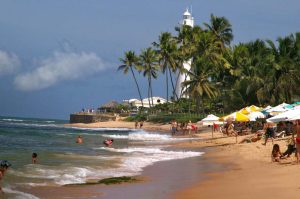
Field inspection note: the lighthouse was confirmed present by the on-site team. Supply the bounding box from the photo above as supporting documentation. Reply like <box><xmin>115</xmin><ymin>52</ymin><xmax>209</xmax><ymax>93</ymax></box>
<box><xmin>175</xmin><ymin>8</ymin><xmax>194</xmax><ymax>99</ymax></box>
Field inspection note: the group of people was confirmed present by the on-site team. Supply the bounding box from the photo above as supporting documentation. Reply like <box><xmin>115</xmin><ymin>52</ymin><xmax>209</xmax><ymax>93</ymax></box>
<box><xmin>271</xmin><ymin>120</ymin><xmax>300</xmax><ymax>163</ymax></box>
<box><xmin>1</xmin><ymin>153</ymin><xmax>38</xmax><ymax>194</ymax></box>
<box><xmin>170</xmin><ymin>120</ymin><xmax>198</xmax><ymax>136</ymax></box>
<box><xmin>76</xmin><ymin>135</ymin><xmax>114</xmax><ymax>147</ymax></box>
<box><xmin>134</xmin><ymin>121</ymin><xmax>144</xmax><ymax>129</ymax></box>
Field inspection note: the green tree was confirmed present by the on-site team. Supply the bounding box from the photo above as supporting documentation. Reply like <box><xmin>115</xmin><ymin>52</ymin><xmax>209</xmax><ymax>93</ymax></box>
<box><xmin>118</xmin><ymin>51</ymin><xmax>144</xmax><ymax>107</ymax></box>
<box><xmin>139</xmin><ymin>48</ymin><xmax>159</xmax><ymax>107</ymax></box>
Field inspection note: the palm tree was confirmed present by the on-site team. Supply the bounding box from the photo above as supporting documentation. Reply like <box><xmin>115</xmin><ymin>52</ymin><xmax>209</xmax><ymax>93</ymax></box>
<box><xmin>118</xmin><ymin>51</ymin><xmax>144</xmax><ymax>107</ymax></box>
<box><xmin>139</xmin><ymin>48</ymin><xmax>159</xmax><ymax>107</ymax></box>
<box><xmin>153</xmin><ymin>32</ymin><xmax>178</xmax><ymax>102</ymax></box>
<box><xmin>204</xmin><ymin>14</ymin><xmax>233</xmax><ymax>46</ymax></box>
<box><xmin>182</xmin><ymin>59</ymin><xmax>219</xmax><ymax>114</ymax></box>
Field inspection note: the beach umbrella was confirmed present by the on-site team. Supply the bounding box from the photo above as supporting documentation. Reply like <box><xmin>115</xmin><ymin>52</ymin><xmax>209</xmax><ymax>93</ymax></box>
<box><xmin>266</xmin><ymin>103</ymin><xmax>291</xmax><ymax>115</ymax></box>
<box><xmin>239</xmin><ymin>108</ymin><xmax>250</xmax><ymax>115</ymax></box>
<box><xmin>248</xmin><ymin>111</ymin><xmax>265</xmax><ymax>121</ymax></box>
<box><xmin>249</xmin><ymin>105</ymin><xmax>261</xmax><ymax>112</ymax></box>
<box><xmin>267</xmin><ymin>108</ymin><xmax>300</xmax><ymax>123</ymax></box>
<box><xmin>201</xmin><ymin>114</ymin><xmax>219</xmax><ymax>122</ymax></box>
<box><xmin>221</xmin><ymin>112</ymin><xmax>250</xmax><ymax>122</ymax></box>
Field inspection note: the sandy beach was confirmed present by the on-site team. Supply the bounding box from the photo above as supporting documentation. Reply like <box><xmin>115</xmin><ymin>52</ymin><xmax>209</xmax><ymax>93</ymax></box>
<box><xmin>30</xmin><ymin>121</ymin><xmax>299</xmax><ymax>199</ymax></box>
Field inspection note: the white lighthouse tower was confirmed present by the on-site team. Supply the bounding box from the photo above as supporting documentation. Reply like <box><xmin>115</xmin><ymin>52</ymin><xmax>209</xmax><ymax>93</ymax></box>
<box><xmin>175</xmin><ymin>8</ymin><xmax>194</xmax><ymax>99</ymax></box>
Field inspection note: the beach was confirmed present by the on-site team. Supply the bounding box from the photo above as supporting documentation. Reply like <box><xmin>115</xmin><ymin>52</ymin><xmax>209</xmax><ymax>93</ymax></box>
<box><xmin>2</xmin><ymin>118</ymin><xmax>300</xmax><ymax>199</ymax></box>
<box><xmin>64</xmin><ymin>121</ymin><xmax>300</xmax><ymax>199</ymax></box>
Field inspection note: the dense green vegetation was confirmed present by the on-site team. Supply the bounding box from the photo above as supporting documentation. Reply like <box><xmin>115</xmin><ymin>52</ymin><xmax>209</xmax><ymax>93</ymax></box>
<box><xmin>118</xmin><ymin>14</ymin><xmax>300</xmax><ymax>115</ymax></box>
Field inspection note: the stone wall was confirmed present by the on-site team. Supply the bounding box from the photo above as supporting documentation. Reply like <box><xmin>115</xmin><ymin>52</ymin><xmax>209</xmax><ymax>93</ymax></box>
<box><xmin>69</xmin><ymin>113</ymin><xmax>117</xmax><ymax>123</ymax></box>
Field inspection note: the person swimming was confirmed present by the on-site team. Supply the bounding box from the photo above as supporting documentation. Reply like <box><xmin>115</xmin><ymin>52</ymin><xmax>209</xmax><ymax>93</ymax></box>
<box><xmin>76</xmin><ymin>135</ymin><xmax>83</xmax><ymax>144</ymax></box>
<box><xmin>103</xmin><ymin>139</ymin><xmax>114</xmax><ymax>147</ymax></box>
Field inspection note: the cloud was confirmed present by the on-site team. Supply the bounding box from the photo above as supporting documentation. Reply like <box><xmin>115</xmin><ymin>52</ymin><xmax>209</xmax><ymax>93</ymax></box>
<box><xmin>14</xmin><ymin>51</ymin><xmax>108</xmax><ymax>91</ymax></box>
<box><xmin>0</xmin><ymin>50</ymin><xmax>20</xmax><ymax>75</ymax></box>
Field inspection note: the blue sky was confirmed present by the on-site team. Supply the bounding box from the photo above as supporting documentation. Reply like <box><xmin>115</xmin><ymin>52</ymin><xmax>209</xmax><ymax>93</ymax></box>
<box><xmin>0</xmin><ymin>0</ymin><xmax>299</xmax><ymax>119</ymax></box>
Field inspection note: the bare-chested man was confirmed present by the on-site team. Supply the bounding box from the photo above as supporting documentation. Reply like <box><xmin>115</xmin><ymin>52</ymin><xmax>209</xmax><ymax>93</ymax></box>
<box><xmin>0</xmin><ymin>160</ymin><xmax>11</xmax><ymax>194</ymax></box>
<box><xmin>294</xmin><ymin>120</ymin><xmax>300</xmax><ymax>163</ymax></box>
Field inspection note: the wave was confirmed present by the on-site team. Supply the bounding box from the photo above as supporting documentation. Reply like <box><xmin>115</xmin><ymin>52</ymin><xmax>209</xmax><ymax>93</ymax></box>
<box><xmin>67</xmin><ymin>127</ymin><xmax>130</xmax><ymax>131</ymax></box>
<box><xmin>2</xmin><ymin>118</ymin><xmax>24</xmax><ymax>122</ymax></box>
<box><xmin>3</xmin><ymin>187</ymin><xmax>39</xmax><ymax>199</ymax></box>
<box><xmin>11</xmin><ymin>147</ymin><xmax>203</xmax><ymax>186</ymax></box>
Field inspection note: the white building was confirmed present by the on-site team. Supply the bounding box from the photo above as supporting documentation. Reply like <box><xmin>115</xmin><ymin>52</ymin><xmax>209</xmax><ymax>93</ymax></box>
<box><xmin>124</xmin><ymin>97</ymin><xmax>168</xmax><ymax>108</ymax></box>
<box><xmin>175</xmin><ymin>8</ymin><xmax>194</xmax><ymax>99</ymax></box>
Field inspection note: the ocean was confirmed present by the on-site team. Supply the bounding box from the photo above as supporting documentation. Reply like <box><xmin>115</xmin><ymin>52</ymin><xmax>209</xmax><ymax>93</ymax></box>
<box><xmin>0</xmin><ymin>116</ymin><xmax>203</xmax><ymax>199</ymax></box>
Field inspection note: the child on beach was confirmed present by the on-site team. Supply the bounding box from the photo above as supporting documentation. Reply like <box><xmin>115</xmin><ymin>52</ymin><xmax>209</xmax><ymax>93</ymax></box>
<box><xmin>0</xmin><ymin>160</ymin><xmax>12</xmax><ymax>194</ymax></box>
<box><xmin>139</xmin><ymin>121</ymin><xmax>144</xmax><ymax>129</ymax></box>
<box><xmin>271</xmin><ymin>144</ymin><xmax>283</xmax><ymax>162</ymax></box>
<box><xmin>32</xmin><ymin>153</ymin><xmax>38</xmax><ymax>164</ymax></box>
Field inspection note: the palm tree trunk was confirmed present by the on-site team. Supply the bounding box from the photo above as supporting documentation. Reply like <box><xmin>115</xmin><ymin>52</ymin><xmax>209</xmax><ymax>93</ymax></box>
<box><xmin>166</xmin><ymin>70</ymin><xmax>169</xmax><ymax>103</ymax></box>
<box><xmin>148</xmin><ymin>76</ymin><xmax>151</xmax><ymax>109</ymax></box>
<box><xmin>150</xmin><ymin>76</ymin><xmax>154</xmax><ymax>106</ymax></box>
<box><xmin>130</xmin><ymin>66</ymin><xmax>144</xmax><ymax>108</ymax></box>
<box><xmin>168</xmin><ymin>67</ymin><xmax>178</xmax><ymax>101</ymax></box>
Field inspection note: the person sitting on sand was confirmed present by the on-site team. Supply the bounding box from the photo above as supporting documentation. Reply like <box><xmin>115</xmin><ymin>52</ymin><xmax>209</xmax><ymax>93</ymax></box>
<box><xmin>271</xmin><ymin>144</ymin><xmax>283</xmax><ymax>162</ymax></box>
<box><xmin>282</xmin><ymin>137</ymin><xmax>296</xmax><ymax>158</ymax></box>
<box><xmin>103</xmin><ymin>139</ymin><xmax>114</xmax><ymax>147</ymax></box>
<box><xmin>76</xmin><ymin>135</ymin><xmax>83</xmax><ymax>144</ymax></box>
<box><xmin>32</xmin><ymin>153</ymin><xmax>38</xmax><ymax>164</ymax></box>
<box><xmin>0</xmin><ymin>160</ymin><xmax>11</xmax><ymax>194</ymax></box>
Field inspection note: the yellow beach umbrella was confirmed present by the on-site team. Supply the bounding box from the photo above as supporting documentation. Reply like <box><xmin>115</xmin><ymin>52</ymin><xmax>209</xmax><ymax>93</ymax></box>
<box><xmin>249</xmin><ymin>105</ymin><xmax>261</xmax><ymax>112</ymax></box>
<box><xmin>235</xmin><ymin>112</ymin><xmax>250</xmax><ymax>122</ymax></box>
<box><xmin>220</xmin><ymin>112</ymin><xmax>250</xmax><ymax>122</ymax></box>
<box><xmin>239</xmin><ymin>108</ymin><xmax>250</xmax><ymax>115</ymax></box>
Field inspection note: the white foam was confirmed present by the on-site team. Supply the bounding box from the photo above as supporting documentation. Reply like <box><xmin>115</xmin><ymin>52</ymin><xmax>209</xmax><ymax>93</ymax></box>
<box><xmin>101</xmin><ymin>134</ymin><xmax>129</xmax><ymax>139</ymax></box>
<box><xmin>67</xmin><ymin>127</ymin><xmax>129</xmax><ymax>131</ymax></box>
<box><xmin>2</xmin><ymin>118</ymin><xmax>24</xmax><ymax>122</ymax></box>
<box><xmin>3</xmin><ymin>187</ymin><xmax>39</xmax><ymax>199</ymax></box>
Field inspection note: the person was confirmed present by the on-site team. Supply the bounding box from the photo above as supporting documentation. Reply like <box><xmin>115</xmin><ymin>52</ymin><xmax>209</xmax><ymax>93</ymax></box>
<box><xmin>32</xmin><ymin>153</ymin><xmax>38</xmax><ymax>164</ymax></box>
<box><xmin>213</xmin><ymin>123</ymin><xmax>219</xmax><ymax>132</ymax></box>
<box><xmin>262</xmin><ymin>122</ymin><xmax>275</xmax><ymax>145</ymax></box>
<box><xmin>282</xmin><ymin>137</ymin><xmax>296</xmax><ymax>158</ymax></box>
<box><xmin>239</xmin><ymin>133</ymin><xmax>262</xmax><ymax>144</ymax></box>
<box><xmin>0</xmin><ymin>160</ymin><xmax>11</xmax><ymax>194</ymax></box>
<box><xmin>103</xmin><ymin>139</ymin><xmax>114</xmax><ymax>147</ymax></box>
<box><xmin>171</xmin><ymin>120</ymin><xmax>177</xmax><ymax>136</ymax></box>
<box><xmin>76</xmin><ymin>135</ymin><xmax>83</xmax><ymax>144</ymax></box>
<box><xmin>186</xmin><ymin>120</ymin><xmax>193</xmax><ymax>135</ymax></box>
<box><xmin>271</xmin><ymin>144</ymin><xmax>283</xmax><ymax>162</ymax></box>
<box><xmin>226</xmin><ymin>120</ymin><xmax>238</xmax><ymax>143</ymax></box>
<box><xmin>294</xmin><ymin>120</ymin><xmax>300</xmax><ymax>163</ymax></box>
<box><xmin>139</xmin><ymin>121</ymin><xmax>144</xmax><ymax>129</ymax></box>
<box><xmin>135</xmin><ymin>121</ymin><xmax>139</xmax><ymax>129</ymax></box>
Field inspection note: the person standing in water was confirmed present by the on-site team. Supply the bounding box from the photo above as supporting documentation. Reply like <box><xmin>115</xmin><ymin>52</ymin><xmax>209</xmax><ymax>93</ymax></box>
<box><xmin>76</xmin><ymin>135</ymin><xmax>83</xmax><ymax>144</ymax></box>
<box><xmin>0</xmin><ymin>160</ymin><xmax>11</xmax><ymax>194</ymax></box>
<box><xmin>32</xmin><ymin>153</ymin><xmax>38</xmax><ymax>164</ymax></box>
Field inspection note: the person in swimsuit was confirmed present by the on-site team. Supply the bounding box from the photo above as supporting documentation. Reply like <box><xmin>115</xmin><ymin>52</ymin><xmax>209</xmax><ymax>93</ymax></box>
<box><xmin>170</xmin><ymin>120</ymin><xmax>177</xmax><ymax>136</ymax></box>
<box><xmin>76</xmin><ymin>135</ymin><xmax>83</xmax><ymax>144</ymax></box>
<box><xmin>0</xmin><ymin>160</ymin><xmax>11</xmax><ymax>194</ymax></box>
<box><xmin>32</xmin><ymin>153</ymin><xmax>38</xmax><ymax>164</ymax></box>
<box><xmin>294</xmin><ymin>120</ymin><xmax>300</xmax><ymax>163</ymax></box>
<box><xmin>103</xmin><ymin>139</ymin><xmax>114</xmax><ymax>147</ymax></box>
<box><xmin>271</xmin><ymin>144</ymin><xmax>283</xmax><ymax>162</ymax></box>
<box><xmin>262</xmin><ymin>123</ymin><xmax>275</xmax><ymax>145</ymax></box>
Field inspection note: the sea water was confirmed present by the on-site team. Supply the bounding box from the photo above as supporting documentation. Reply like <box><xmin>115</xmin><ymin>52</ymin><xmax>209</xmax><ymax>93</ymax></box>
<box><xmin>0</xmin><ymin>116</ymin><xmax>203</xmax><ymax>198</ymax></box>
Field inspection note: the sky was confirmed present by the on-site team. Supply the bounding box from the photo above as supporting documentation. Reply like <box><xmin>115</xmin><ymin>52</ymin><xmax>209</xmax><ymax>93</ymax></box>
<box><xmin>0</xmin><ymin>0</ymin><xmax>299</xmax><ymax>119</ymax></box>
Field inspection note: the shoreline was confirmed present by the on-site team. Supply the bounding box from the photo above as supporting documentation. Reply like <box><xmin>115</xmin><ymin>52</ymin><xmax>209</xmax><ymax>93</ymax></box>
<box><xmin>21</xmin><ymin>121</ymin><xmax>300</xmax><ymax>198</ymax></box>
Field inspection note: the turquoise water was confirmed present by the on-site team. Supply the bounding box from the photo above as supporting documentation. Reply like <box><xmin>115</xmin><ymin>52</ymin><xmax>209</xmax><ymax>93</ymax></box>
<box><xmin>0</xmin><ymin>116</ymin><xmax>202</xmax><ymax>199</ymax></box>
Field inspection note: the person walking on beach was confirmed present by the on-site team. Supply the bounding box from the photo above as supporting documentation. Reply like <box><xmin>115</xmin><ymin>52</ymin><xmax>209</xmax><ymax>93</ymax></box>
<box><xmin>0</xmin><ymin>160</ymin><xmax>11</xmax><ymax>194</ymax></box>
<box><xmin>171</xmin><ymin>120</ymin><xmax>177</xmax><ymax>136</ymax></box>
<box><xmin>294</xmin><ymin>120</ymin><xmax>300</xmax><ymax>163</ymax></box>
<box><xmin>262</xmin><ymin>123</ymin><xmax>275</xmax><ymax>145</ymax></box>
<box><xmin>135</xmin><ymin>121</ymin><xmax>139</xmax><ymax>129</ymax></box>
<box><xmin>139</xmin><ymin>121</ymin><xmax>144</xmax><ymax>129</ymax></box>
<box><xmin>32</xmin><ymin>153</ymin><xmax>38</xmax><ymax>164</ymax></box>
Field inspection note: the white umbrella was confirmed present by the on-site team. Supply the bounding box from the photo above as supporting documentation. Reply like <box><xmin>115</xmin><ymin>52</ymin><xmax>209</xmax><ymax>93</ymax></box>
<box><xmin>201</xmin><ymin>114</ymin><xmax>219</xmax><ymax>122</ymax></box>
<box><xmin>267</xmin><ymin>108</ymin><xmax>300</xmax><ymax>123</ymax></box>
<box><xmin>248</xmin><ymin>112</ymin><xmax>265</xmax><ymax>121</ymax></box>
